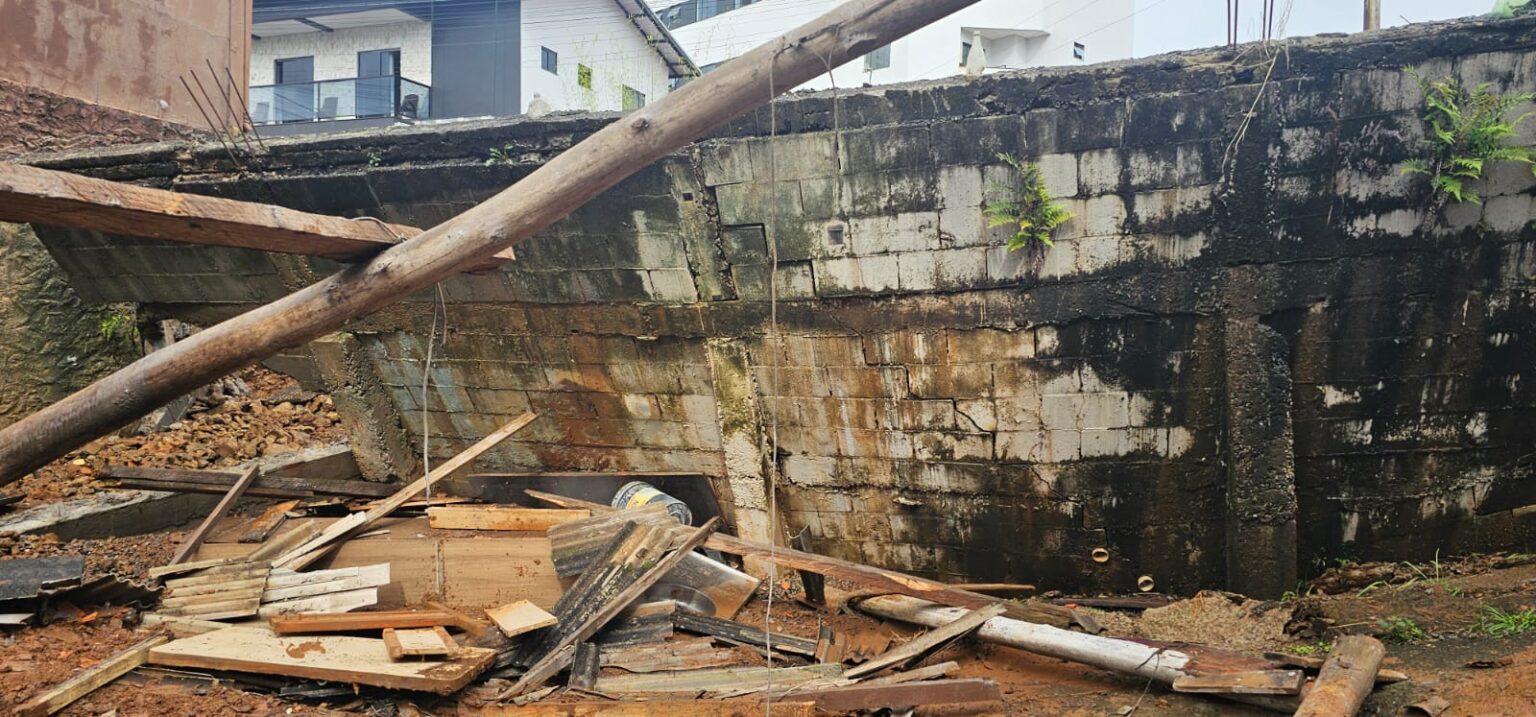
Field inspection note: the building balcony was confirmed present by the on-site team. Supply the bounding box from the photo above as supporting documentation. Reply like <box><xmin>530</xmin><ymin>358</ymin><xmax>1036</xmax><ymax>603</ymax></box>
<box><xmin>248</xmin><ymin>75</ymin><xmax>430</xmax><ymax>126</ymax></box>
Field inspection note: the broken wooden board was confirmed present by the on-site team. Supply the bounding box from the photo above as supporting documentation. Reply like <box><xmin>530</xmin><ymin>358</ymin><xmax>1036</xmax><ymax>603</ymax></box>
<box><xmin>169</xmin><ymin>465</ymin><xmax>262</xmax><ymax>565</ymax></box>
<box><xmin>844</xmin><ymin>603</ymin><xmax>1007</xmax><ymax>679</ymax></box>
<box><xmin>258</xmin><ymin>588</ymin><xmax>380</xmax><ymax>617</ymax></box>
<box><xmin>863</xmin><ymin>660</ymin><xmax>960</xmax><ymax>685</ymax></box>
<box><xmin>261</xmin><ymin>563</ymin><xmax>391</xmax><ymax>602</ymax></box>
<box><xmin>383</xmin><ymin>626</ymin><xmax>456</xmax><ymax>660</ymax></box>
<box><xmin>798</xmin><ymin>678</ymin><xmax>1002</xmax><ymax>712</ymax></box>
<box><xmin>457</xmin><ymin>700</ymin><xmax>815</xmax><ymax>716</ymax></box>
<box><xmin>100</xmin><ymin>465</ymin><xmax>394</xmax><ymax>498</ymax></box>
<box><xmin>428</xmin><ymin>506</ymin><xmax>589</xmax><ymax>531</ymax></box>
<box><xmin>593</xmin><ymin>663</ymin><xmax>844</xmax><ymax>694</ymax></box>
<box><xmin>15</xmin><ymin>634</ymin><xmax>168</xmax><ymax>717</ymax></box>
<box><xmin>148</xmin><ymin>626</ymin><xmax>495</xmax><ymax>694</ymax></box>
<box><xmin>487</xmin><ymin>600</ymin><xmax>558</xmax><ymax>638</ymax></box>
<box><xmin>1173</xmin><ymin>669</ymin><xmax>1305</xmax><ymax>695</ymax></box>
<box><xmin>673</xmin><ymin>612</ymin><xmax>818</xmax><ymax>657</ymax></box>
<box><xmin>271</xmin><ymin>608</ymin><xmax>475</xmax><ymax>636</ymax></box>
<box><xmin>196</xmin><ymin>516</ymin><xmax>564</xmax><ymax>609</ymax></box>
<box><xmin>240</xmin><ymin>500</ymin><xmax>299</xmax><ymax>543</ymax></box>
<box><xmin>600</xmin><ymin>637</ymin><xmax>744</xmax><ymax>673</ymax></box>
<box><xmin>0</xmin><ymin>161</ymin><xmax>512</xmax><ymax>269</ymax></box>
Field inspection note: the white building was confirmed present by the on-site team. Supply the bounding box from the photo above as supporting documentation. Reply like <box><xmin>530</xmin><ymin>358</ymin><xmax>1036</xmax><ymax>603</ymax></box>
<box><xmin>248</xmin><ymin>0</ymin><xmax>697</xmax><ymax>134</ymax></box>
<box><xmin>652</xmin><ymin>0</ymin><xmax>1136</xmax><ymax>90</ymax></box>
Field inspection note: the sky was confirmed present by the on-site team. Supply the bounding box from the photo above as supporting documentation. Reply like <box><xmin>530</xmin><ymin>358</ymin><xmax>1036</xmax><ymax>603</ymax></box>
<box><xmin>1132</xmin><ymin>0</ymin><xmax>1489</xmax><ymax>57</ymax></box>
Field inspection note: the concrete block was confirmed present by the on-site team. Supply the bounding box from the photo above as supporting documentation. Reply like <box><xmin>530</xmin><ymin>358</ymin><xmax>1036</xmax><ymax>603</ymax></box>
<box><xmin>997</xmin><ymin>430</ymin><xmax>1045</xmax><ymax>462</ymax></box>
<box><xmin>1038</xmin><ymin>153</ymin><xmax>1079</xmax><ymax>198</ymax></box>
<box><xmin>1041</xmin><ymin>394</ymin><xmax>1079</xmax><ymax>431</ymax></box>
<box><xmin>814</xmin><ymin>254</ymin><xmax>901</xmax><ymax>295</ymax></box>
<box><xmin>1046</xmin><ymin>429</ymin><xmax>1081</xmax><ymax>463</ymax></box>
<box><xmin>1076</xmin><ymin>235</ymin><xmax>1123</xmax><ymax>273</ymax></box>
<box><xmin>985</xmin><ymin>244</ymin><xmax>1031</xmax><ymax>282</ymax></box>
<box><xmin>722</xmin><ymin>225</ymin><xmax>768</xmax><ymax>263</ymax></box>
<box><xmin>1080</xmin><ymin>428</ymin><xmax>1131</xmax><ymax>457</ymax></box>
<box><xmin>645</xmin><ymin>269</ymin><xmax>700</xmax><ymax>303</ymax></box>
<box><xmin>862</xmin><ymin>331</ymin><xmax>946</xmax><ymax>365</ymax></box>
<box><xmin>1078</xmin><ymin>149</ymin><xmax>1123</xmax><ymax>195</ymax></box>
<box><xmin>1484</xmin><ymin>194</ymin><xmax>1533</xmax><ymax>234</ymax></box>
<box><xmin>914</xmin><ymin>431</ymin><xmax>993</xmax><ymax>461</ymax></box>
<box><xmin>995</xmin><ymin>396</ymin><xmax>1043</xmax><ymax>432</ymax></box>
<box><xmin>636</xmin><ymin>234</ymin><xmax>689</xmax><ymax>268</ymax></box>
<box><xmin>751</xmin><ymin>133</ymin><xmax>837</xmax><ymax>181</ymax></box>
<box><xmin>938</xmin><ymin>166</ymin><xmax>985</xmax><ymax>210</ymax></box>
<box><xmin>782</xmin><ymin>454</ymin><xmax>839</xmax><ymax>486</ymax></box>
<box><xmin>1130</xmin><ymin>185</ymin><xmax>1216</xmax><ymax>229</ymax></box>
<box><xmin>896</xmin><ymin>251</ymin><xmax>937</xmax><ymax>291</ymax></box>
<box><xmin>899</xmin><ymin>399</ymin><xmax>956</xmax><ymax>430</ymax></box>
<box><xmin>842</xmin><ymin>125</ymin><xmax>932</xmax><ymax>172</ymax></box>
<box><xmin>954</xmin><ymin>398</ymin><xmax>997</xmax><ymax>432</ymax></box>
<box><xmin>849</xmin><ymin>212</ymin><xmax>939</xmax><ymax>255</ymax></box>
<box><xmin>699</xmin><ymin>141</ymin><xmax>753</xmax><ymax>185</ymax></box>
<box><xmin>939</xmin><ymin>205</ymin><xmax>987</xmax><ymax>247</ymax></box>
<box><xmin>731</xmin><ymin>261</ymin><xmax>816</xmax><ymax>301</ymax></box>
<box><xmin>945</xmin><ymin>328</ymin><xmax>1035</xmax><ymax>362</ymax></box>
<box><xmin>1076</xmin><ymin>194</ymin><xmax>1129</xmax><ymax>237</ymax></box>
<box><xmin>908</xmin><ymin>363</ymin><xmax>993</xmax><ymax>399</ymax></box>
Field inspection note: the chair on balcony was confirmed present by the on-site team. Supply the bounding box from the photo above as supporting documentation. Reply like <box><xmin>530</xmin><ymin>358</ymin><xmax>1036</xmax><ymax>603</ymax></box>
<box><xmin>318</xmin><ymin>96</ymin><xmax>339</xmax><ymax>121</ymax></box>
<box><xmin>251</xmin><ymin>102</ymin><xmax>270</xmax><ymax>124</ymax></box>
<box><xmin>400</xmin><ymin>94</ymin><xmax>420</xmax><ymax>120</ymax></box>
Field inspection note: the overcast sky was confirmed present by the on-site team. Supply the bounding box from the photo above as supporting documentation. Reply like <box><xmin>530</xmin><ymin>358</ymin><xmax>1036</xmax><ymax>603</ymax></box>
<box><xmin>1133</xmin><ymin>0</ymin><xmax>1488</xmax><ymax>57</ymax></box>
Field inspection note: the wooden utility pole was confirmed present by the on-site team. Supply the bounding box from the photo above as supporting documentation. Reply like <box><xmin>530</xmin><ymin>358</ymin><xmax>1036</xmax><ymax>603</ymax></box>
<box><xmin>1364</xmin><ymin>0</ymin><xmax>1381</xmax><ymax>30</ymax></box>
<box><xmin>0</xmin><ymin>0</ymin><xmax>982</xmax><ymax>486</ymax></box>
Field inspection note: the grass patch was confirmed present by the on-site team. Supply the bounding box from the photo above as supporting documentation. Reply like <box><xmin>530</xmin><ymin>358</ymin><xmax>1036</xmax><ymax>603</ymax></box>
<box><xmin>1378</xmin><ymin>616</ymin><xmax>1430</xmax><ymax>643</ymax></box>
<box><xmin>1286</xmin><ymin>641</ymin><xmax>1331</xmax><ymax>657</ymax></box>
<box><xmin>1473</xmin><ymin>606</ymin><xmax>1536</xmax><ymax>638</ymax></box>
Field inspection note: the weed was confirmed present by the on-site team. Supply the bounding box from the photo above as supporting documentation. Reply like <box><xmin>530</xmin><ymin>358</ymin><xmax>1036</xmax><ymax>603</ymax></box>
<box><xmin>1378</xmin><ymin>615</ymin><xmax>1430</xmax><ymax>643</ymax></box>
<box><xmin>365</xmin><ymin>149</ymin><xmax>382</xmax><ymax>167</ymax></box>
<box><xmin>1359</xmin><ymin>551</ymin><xmax>1463</xmax><ymax>597</ymax></box>
<box><xmin>984</xmin><ymin>152</ymin><xmax>1073</xmax><ymax>251</ymax></box>
<box><xmin>1401</xmin><ymin>69</ymin><xmax>1536</xmax><ymax>207</ymax></box>
<box><xmin>1473</xmin><ymin>605</ymin><xmax>1536</xmax><ymax>637</ymax></box>
<box><xmin>98</xmin><ymin>309</ymin><xmax>139</xmax><ymax>345</ymax></box>
<box><xmin>486</xmin><ymin>145</ymin><xmax>514</xmax><ymax>166</ymax></box>
<box><xmin>1287</xmin><ymin>641</ymin><xmax>1330</xmax><ymax>656</ymax></box>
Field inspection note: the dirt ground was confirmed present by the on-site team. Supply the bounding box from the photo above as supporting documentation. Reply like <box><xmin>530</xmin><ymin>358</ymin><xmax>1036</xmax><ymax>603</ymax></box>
<box><xmin>4</xmin><ymin>370</ymin><xmax>1536</xmax><ymax>715</ymax></box>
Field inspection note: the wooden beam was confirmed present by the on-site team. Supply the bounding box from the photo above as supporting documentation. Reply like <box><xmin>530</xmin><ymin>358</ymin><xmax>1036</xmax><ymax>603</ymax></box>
<box><xmin>427</xmin><ymin>506</ymin><xmax>589</xmax><ymax>531</ymax></box>
<box><xmin>1294</xmin><ymin>635</ymin><xmax>1386</xmax><ymax>717</ymax></box>
<box><xmin>799</xmin><ymin>678</ymin><xmax>1002</xmax><ymax>712</ymax></box>
<box><xmin>168</xmin><ymin>465</ymin><xmax>262</xmax><ymax>565</ymax></box>
<box><xmin>1173</xmin><ymin>670</ymin><xmax>1305</xmax><ymax>695</ymax></box>
<box><xmin>0</xmin><ymin>0</ymin><xmax>984</xmax><ymax>486</ymax></box>
<box><xmin>270</xmin><ymin>608</ymin><xmax>472</xmax><ymax>635</ymax></box>
<box><xmin>0</xmin><ymin>161</ymin><xmax>513</xmax><ymax>268</ymax></box>
<box><xmin>273</xmin><ymin>411</ymin><xmax>538</xmax><ymax>570</ymax></box>
<box><xmin>15</xmin><ymin>635</ymin><xmax>169</xmax><ymax>717</ymax></box>
<box><xmin>844</xmin><ymin>603</ymin><xmax>1005</xmax><ymax>679</ymax></box>
<box><xmin>458</xmin><ymin>700</ymin><xmax>816</xmax><ymax>716</ymax></box>
<box><xmin>101</xmin><ymin>465</ymin><xmax>395</xmax><ymax>498</ymax></box>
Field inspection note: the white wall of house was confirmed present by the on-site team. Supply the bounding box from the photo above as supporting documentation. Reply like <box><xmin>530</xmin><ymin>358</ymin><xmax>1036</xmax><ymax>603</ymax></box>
<box><xmin>521</xmin><ymin>0</ymin><xmax>674</xmax><ymax>113</ymax></box>
<box><xmin>250</xmin><ymin>21</ymin><xmax>433</xmax><ymax>86</ymax></box>
<box><xmin>662</xmin><ymin>0</ymin><xmax>1135</xmax><ymax>90</ymax></box>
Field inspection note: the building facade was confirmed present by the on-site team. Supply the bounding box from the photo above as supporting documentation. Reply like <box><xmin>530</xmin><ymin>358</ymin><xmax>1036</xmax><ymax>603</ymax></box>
<box><xmin>249</xmin><ymin>0</ymin><xmax>695</xmax><ymax>134</ymax></box>
<box><xmin>655</xmin><ymin>0</ymin><xmax>1134</xmax><ymax>89</ymax></box>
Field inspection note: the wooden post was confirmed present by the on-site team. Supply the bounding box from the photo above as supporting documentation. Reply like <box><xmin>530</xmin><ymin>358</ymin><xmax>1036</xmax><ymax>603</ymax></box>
<box><xmin>1293</xmin><ymin>635</ymin><xmax>1386</xmax><ymax>717</ymax></box>
<box><xmin>1364</xmin><ymin>0</ymin><xmax>1381</xmax><ymax>30</ymax></box>
<box><xmin>0</xmin><ymin>0</ymin><xmax>983</xmax><ymax>487</ymax></box>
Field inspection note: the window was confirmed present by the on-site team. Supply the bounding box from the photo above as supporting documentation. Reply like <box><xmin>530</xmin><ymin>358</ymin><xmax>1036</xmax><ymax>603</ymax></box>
<box><xmin>577</xmin><ymin>64</ymin><xmax>593</xmax><ymax>89</ymax></box>
<box><xmin>541</xmin><ymin>47</ymin><xmax>558</xmax><ymax>74</ymax></box>
<box><xmin>961</xmin><ymin>42</ymin><xmax>972</xmax><ymax>66</ymax></box>
<box><xmin>1073</xmin><ymin>42</ymin><xmax>1086</xmax><ymax>60</ymax></box>
<box><xmin>864</xmin><ymin>44</ymin><xmax>891</xmax><ymax>71</ymax></box>
<box><xmin>622</xmin><ymin>85</ymin><xmax>646</xmax><ymax>111</ymax></box>
<box><xmin>274</xmin><ymin>56</ymin><xmax>313</xmax><ymax>85</ymax></box>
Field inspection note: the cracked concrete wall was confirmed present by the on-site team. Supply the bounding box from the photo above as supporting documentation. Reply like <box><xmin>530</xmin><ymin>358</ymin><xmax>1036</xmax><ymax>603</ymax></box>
<box><xmin>27</xmin><ymin>14</ymin><xmax>1536</xmax><ymax>594</ymax></box>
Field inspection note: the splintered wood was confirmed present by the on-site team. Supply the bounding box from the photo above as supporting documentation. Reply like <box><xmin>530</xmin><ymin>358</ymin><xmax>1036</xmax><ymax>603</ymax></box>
<box><xmin>429</xmin><ymin>506</ymin><xmax>589</xmax><ymax>531</ymax></box>
<box><xmin>149</xmin><ymin>627</ymin><xmax>496</xmax><ymax>694</ymax></box>
<box><xmin>384</xmin><ymin>626</ymin><xmax>457</xmax><ymax>660</ymax></box>
<box><xmin>488</xmin><ymin>600</ymin><xmax>559</xmax><ymax>638</ymax></box>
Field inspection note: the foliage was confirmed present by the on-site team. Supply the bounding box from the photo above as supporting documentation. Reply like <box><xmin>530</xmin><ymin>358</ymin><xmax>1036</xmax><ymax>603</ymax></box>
<box><xmin>1492</xmin><ymin>0</ymin><xmax>1535</xmax><ymax>18</ymax></box>
<box><xmin>1378</xmin><ymin>616</ymin><xmax>1429</xmax><ymax>643</ymax></box>
<box><xmin>365</xmin><ymin>149</ymin><xmax>383</xmax><ymax>167</ymax></box>
<box><xmin>1473</xmin><ymin>605</ymin><xmax>1536</xmax><ymax>637</ymax></box>
<box><xmin>98</xmin><ymin>308</ymin><xmax>140</xmax><ymax>346</ymax></box>
<box><xmin>984</xmin><ymin>152</ymin><xmax>1073</xmax><ymax>251</ymax></box>
<box><xmin>1401</xmin><ymin>69</ymin><xmax>1536</xmax><ymax>206</ymax></box>
<box><xmin>1286</xmin><ymin>641</ymin><xmax>1331</xmax><ymax>656</ymax></box>
<box><xmin>486</xmin><ymin>145</ymin><xmax>513</xmax><ymax>166</ymax></box>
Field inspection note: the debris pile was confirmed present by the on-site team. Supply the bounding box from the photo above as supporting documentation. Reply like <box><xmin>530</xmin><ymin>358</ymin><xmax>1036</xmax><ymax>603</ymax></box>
<box><xmin>0</xmin><ymin>408</ymin><xmax>1424</xmax><ymax>717</ymax></box>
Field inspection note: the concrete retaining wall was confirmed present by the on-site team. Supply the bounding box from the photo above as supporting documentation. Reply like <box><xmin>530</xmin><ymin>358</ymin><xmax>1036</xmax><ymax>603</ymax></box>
<box><xmin>28</xmin><ymin>14</ymin><xmax>1536</xmax><ymax>595</ymax></box>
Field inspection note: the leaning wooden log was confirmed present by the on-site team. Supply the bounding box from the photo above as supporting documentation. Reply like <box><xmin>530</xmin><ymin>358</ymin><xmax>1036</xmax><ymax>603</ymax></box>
<box><xmin>1293</xmin><ymin>635</ymin><xmax>1386</xmax><ymax>717</ymax></box>
<box><xmin>167</xmin><ymin>465</ymin><xmax>262</xmax><ymax>565</ymax></box>
<box><xmin>0</xmin><ymin>0</ymin><xmax>984</xmax><ymax>487</ymax></box>
<box><xmin>856</xmin><ymin>594</ymin><xmax>1313</xmax><ymax>714</ymax></box>
<box><xmin>14</xmin><ymin>634</ymin><xmax>169</xmax><ymax>717</ymax></box>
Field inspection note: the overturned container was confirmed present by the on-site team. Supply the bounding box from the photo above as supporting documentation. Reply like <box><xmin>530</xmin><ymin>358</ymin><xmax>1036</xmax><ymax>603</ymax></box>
<box><xmin>612</xmin><ymin>481</ymin><xmax>693</xmax><ymax>525</ymax></box>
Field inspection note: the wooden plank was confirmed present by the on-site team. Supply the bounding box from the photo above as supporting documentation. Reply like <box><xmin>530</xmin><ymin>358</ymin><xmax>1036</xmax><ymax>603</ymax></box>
<box><xmin>141</xmin><ymin>613</ymin><xmax>231</xmax><ymax>637</ymax></box>
<box><xmin>844</xmin><ymin>603</ymin><xmax>1006</xmax><ymax>679</ymax></box>
<box><xmin>383</xmin><ymin>626</ymin><xmax>455</xmax><ymax>659</ymax></box>
<box><xmin>528</xmin><ymin>491</ymin><xmax>1079</xmax><ymax>629</ymax></box>
<box><xmin>241</xmin><ymin>500</ymin><xmax>298</xmax><ymax>543</ymax></box>
<box><xmin>673</xmin><ymin>613</ymin><xmax>818</xmax><ymax>657</ymax></box>
<box><xmin>1261</xmin><ymin>652</ymin><xmax>1409</xmax><ymax>684</ymax></box>
<box><xmin>799</xmin><ymin>678</ymin><xmax>1002</xmax><ymax>712</ymax></box>
<box><xmin>863</xmin><ymin>660</ymin><xmax>959</xmax><ymax>685</ymax></box>
<box><xmin>1173</xmin><ymin>670</ymin><xmax>1305</xmax><ymax>695</ymax></box>
<box><xmin>277</xmin><ymin>412</ymin><xmax>538</xmax><ymax>570</ymax></box>
<box><xmin>1293</xmin><ymin>635</ymin><xmax>1387</xmax><ymax>717</ymax></box>
<box><xmin>108</xmin><ymin>478</ymin><xmax>314</xmax><ymax>500</ymax></box>
<box><xmin>258</xmin><ymin>587</ymin><xmax>379</xmax><ymax>617</ymax></box>
<box><xmin>487</xmin><ymin>600</ymin><xmax>558</xmax><ymax>638</ymax></box>
<box><xmin>148</xmin><ymin>626</ymin><xmax>495</xmax><ymax>694</ymax></box>
<box><xmin>593</xmin><ymin>664</ymin><xmax>843</xmax><ymax>694</ymax></box>
<box><xmin>0</xmin><ymin>161</ymin><xmax>514</xmax><ymax>268</ymax></box>
<box><xmin>600</xmin><ymin>638</ymin><xmax>744</xmax><ymax>673</ymax></box>
<box><xmin>102</xmin><ymin>465</ymin><xmax>394</xmax><ymax>498</ymax></box>
<box><xmin>169</xmin><ymin>465</ymin><xmax>263</xmax><ymax>565</ymax></box>
<box><xmin>270</xmin><ymin>608</ymin><xmax>467</xmax><ymax>635</ymax></box>
<box><xmin>428</xmin><ymin>506</ymin><xmax>589</xmax><ymax>531</ymax></box>
<box><xmin>457</xmin><ymin>700</ymin><xmax>815</xmax><ymax>716</ymax></box>
<box><xmin>506</xmin><ymin>519</ymin><xmax>720</xmax><ymax>697</ymax></box>
<box><xmin>261</xmin><ymin>564</ymin><xmax>390</xmax><ymax>602</ymax></box>
<box><xmin>15</xmin><ymin>635</ymin><xmax>169</xmax><ymax>717</ymax></box>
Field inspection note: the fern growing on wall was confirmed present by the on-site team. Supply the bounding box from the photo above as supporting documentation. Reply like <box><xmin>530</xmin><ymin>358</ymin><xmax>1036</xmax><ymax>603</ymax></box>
<box><xmin>1401</xmin><ymin>69</ymin><xmax>1536</xmax><ymax>206</ymax></box>
<box><xmin>985</xmin><ymin>152</ymin><xmax>1073</xmax><ymax>250</ymax></box>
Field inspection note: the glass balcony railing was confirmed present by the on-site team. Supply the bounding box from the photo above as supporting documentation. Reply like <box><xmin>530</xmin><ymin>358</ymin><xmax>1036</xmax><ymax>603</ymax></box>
<box><xmin>247</xmin><ymin>76</ymin><xmax>430</xmax><ymax>125</ymax></box>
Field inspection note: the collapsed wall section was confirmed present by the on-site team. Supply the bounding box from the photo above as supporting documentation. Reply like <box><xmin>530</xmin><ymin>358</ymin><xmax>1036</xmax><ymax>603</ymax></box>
<box><xmin>26</xmin><ymin>14</ymin><xmax>1536</xmax><ymax>594</ymax></box>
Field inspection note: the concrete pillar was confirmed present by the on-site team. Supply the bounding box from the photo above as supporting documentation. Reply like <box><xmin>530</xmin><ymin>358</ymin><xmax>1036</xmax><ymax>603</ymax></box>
<box><xmin>704</xmin><ymin>338</ymin><xmax>776</xmax><ymax>567</ymax></box>
<box><xmin>1221</xmin><ymin>313</ymin><xmax>1300</xmax><ymax>597</ymax></box>
<box><xmin>311</xmin><ymin>332</ymin><xmax>421</xmax><ymax>482</ymax></box>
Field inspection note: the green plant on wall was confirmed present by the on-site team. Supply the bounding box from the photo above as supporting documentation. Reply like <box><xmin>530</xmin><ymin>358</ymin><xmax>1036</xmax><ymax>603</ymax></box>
<box><xmin>1401</xmin><ymin>69</ymin><xmax>1536</xmax><ymax>206</ymax></box>
<box><xmin>985</xmin><ymin>152</ymin><xmax>1073</xmax><ymax>250</ymax></box>
<box><xmin>98</xmin><ymin>306</ymin><xmax>140</xmax><ymax>346</ymax></box>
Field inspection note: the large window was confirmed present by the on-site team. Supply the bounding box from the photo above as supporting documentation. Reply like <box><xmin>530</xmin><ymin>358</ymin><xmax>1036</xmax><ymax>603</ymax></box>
<box><xmin>541</xmin><ymin>47</ymin><xmax>558</xmax><ymax>74</ymax></box>
<box><xmin>658</xmin><ymin>0</ymin><xmax>759</xmax><ymax>30</ymax></box>
<box><xmin>622</xmin><ymin>86</ymin><xmax>646</xmax><ymax>111</ymax></box>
